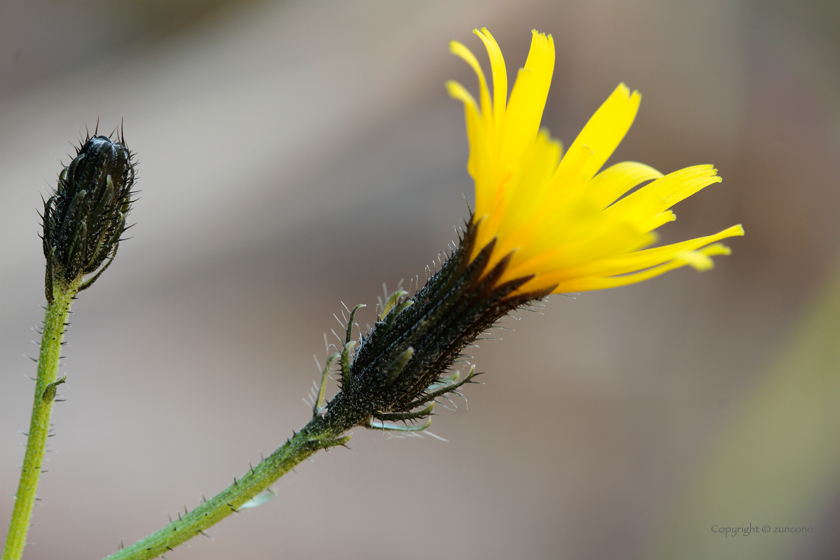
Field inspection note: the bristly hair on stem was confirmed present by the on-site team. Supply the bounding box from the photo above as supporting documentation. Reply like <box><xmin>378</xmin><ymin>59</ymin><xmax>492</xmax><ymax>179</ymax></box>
<box><xmin>41</xmin><ymin>125</ymin><xmax>137</xmax><ymax>302</ymax></box>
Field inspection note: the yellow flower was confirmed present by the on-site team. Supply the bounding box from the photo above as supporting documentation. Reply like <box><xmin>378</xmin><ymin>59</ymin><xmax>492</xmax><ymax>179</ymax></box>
<box><xmin>446</xmin><ymin>28</ymin><xmax>744</xmax><ymax>294</ymax></box>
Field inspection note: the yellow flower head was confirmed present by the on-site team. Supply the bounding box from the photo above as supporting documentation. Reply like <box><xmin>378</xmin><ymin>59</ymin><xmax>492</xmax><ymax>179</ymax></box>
<box><xmin>446</xmin><ymin>28</ymin><xmax>744</xmax><ymax>294</ymax></box>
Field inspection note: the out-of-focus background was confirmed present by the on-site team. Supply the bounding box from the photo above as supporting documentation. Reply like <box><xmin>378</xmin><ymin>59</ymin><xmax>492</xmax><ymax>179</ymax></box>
<box><xmin>1</xmin><ymin>1</ymin><xmax>839</xmax><ymax>559</ymax></box>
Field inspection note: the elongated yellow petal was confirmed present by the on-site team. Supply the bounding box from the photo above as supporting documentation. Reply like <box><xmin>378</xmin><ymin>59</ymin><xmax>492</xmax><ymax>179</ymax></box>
<box><xmin>553</xmin><ymin>83</ymin><xmax>640</xmax><ymax>185</ymax></box>
<box><xmin>552</xmin><ymin>224</ymin><xmax>745</xmax><ymax>282</ymax></box>
<box><xmin>494</xmin><ymin>131</ymin><xmax>562</xmax><ymax>259</ymax></box>
<box><xmin>590</xmin><ymin>161</ymin><xmax>663</xmax><ymax>209</ymax></box>
<box><xmin>608</xmin><ymin>164</ymin><xmax>721</xmax><ymax>217</ymax></box>
<box><xmin>474</xmin><ymin>28</ymin><xmax>508</xmax><ymax>140</ymax></box>
<box><xmin>446</xmin><ymin>80</ymin><xmax>494</xmax><ymax>222</ymax></box>
<box><xmin>554</xmin><ymin>243</ymin><xmax>734</xmax><ymax>293</ymax></box>
<box><xmin>445</xmin><ymin>81</ymin><xmax>481</xmax><ymax>178</ymax></box>
<box><xmin>500</xmin><ymin>31</ymin><xmax>555</xmax><ymax>174</ymax></box>
<box><xmin>449</xmin><ymin>41</ymin><xmax>493</xmax><ymax>136</ymax></box>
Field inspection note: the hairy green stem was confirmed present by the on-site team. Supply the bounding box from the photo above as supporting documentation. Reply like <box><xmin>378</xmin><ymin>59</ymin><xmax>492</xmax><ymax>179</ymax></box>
<box><xmin>3</xmin><ymin>286</ymin><xmax>75</xmax><ymax>560</ymax></box>
<box><xmin>101</xmin><ymin>410</ymin><xmax>356</xmax><ymax>560</ymax></box>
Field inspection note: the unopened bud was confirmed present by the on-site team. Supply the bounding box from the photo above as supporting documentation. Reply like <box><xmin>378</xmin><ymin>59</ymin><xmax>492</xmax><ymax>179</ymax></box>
<box><xmin>42</xmin><ymin>132</ymin><xmax>136</xmax><ymax>301</ymax></box>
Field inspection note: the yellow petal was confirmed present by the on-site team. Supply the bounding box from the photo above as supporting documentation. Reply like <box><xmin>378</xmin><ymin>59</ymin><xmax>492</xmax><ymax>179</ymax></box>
<box><xmin>446</xmin><ymin>80</ymin><xmax>494</xmax><ymax>223</ymax></box>
<box><xmin>494</xmin><ymin>131</ymin><xmax>562</xmax><ymax>258</ymax></box>
<box><xmin>449</xmin><ymin>40</ymin><xmax>493</xmax><ymax>136</ymax></box>
<box><xmin>499</xmin><ymin>31</ymin><xmax>555</xmax><ymax>173</ymax></box>
<box><xmin>553</xmin><ymin>83</ymin><xmax>640</xmax><ymax>184</ymax></box>
<box><xmin>589</xmin><ymin>161</ymin><xmax>663</xmax><ymax>209</ymax></box>
<box><xmin>474</xmin><ymin>28</ymin><xmax>508</xmax><ymax>139</ymax></box>
<box><xmin>555</xmin><ymin>224</ymin><xmax>745</xmax><ymax>281</ymax></box>
<box><xmin>553</xmin><ymin>243</ymin><xmax>735</xmax><ymax>292</ymax></box>
<box><xmin>609</xmin><ymin>164</ymin><xmax>721</xmax><ymax>216</ymax></box>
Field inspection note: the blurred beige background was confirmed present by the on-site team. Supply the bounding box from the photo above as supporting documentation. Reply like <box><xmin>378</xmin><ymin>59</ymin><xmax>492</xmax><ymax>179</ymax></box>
<box><xmin>1</xmin><ymin>1</ymin><xmax>839</xmax><ymax>559</ymax></box>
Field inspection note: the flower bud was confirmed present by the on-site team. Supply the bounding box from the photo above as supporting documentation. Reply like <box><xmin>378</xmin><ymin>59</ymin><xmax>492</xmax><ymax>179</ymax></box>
<box><xmin>42</xmin><ymin>132</ymin><xmax>135</xmax><ymax>301</ymax></box>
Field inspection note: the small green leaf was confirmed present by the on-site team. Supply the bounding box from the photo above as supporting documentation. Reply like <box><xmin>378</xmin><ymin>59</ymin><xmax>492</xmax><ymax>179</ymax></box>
<box><xmin>41</xmin><ymin>375</ymin><xmax>66</xmax><ymax>403</ymax></box>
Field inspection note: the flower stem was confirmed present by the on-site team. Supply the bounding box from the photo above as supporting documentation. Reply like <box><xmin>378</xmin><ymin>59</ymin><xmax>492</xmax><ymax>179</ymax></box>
<box><xmin>3</xmin><ymin>285</ymin><xmax>76</xmax><ymax>560</ymax></box>
<box><xmin>101</xmin><ymin>412</ymin><xmax>354</xmax><ymax>560</ymax></box>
